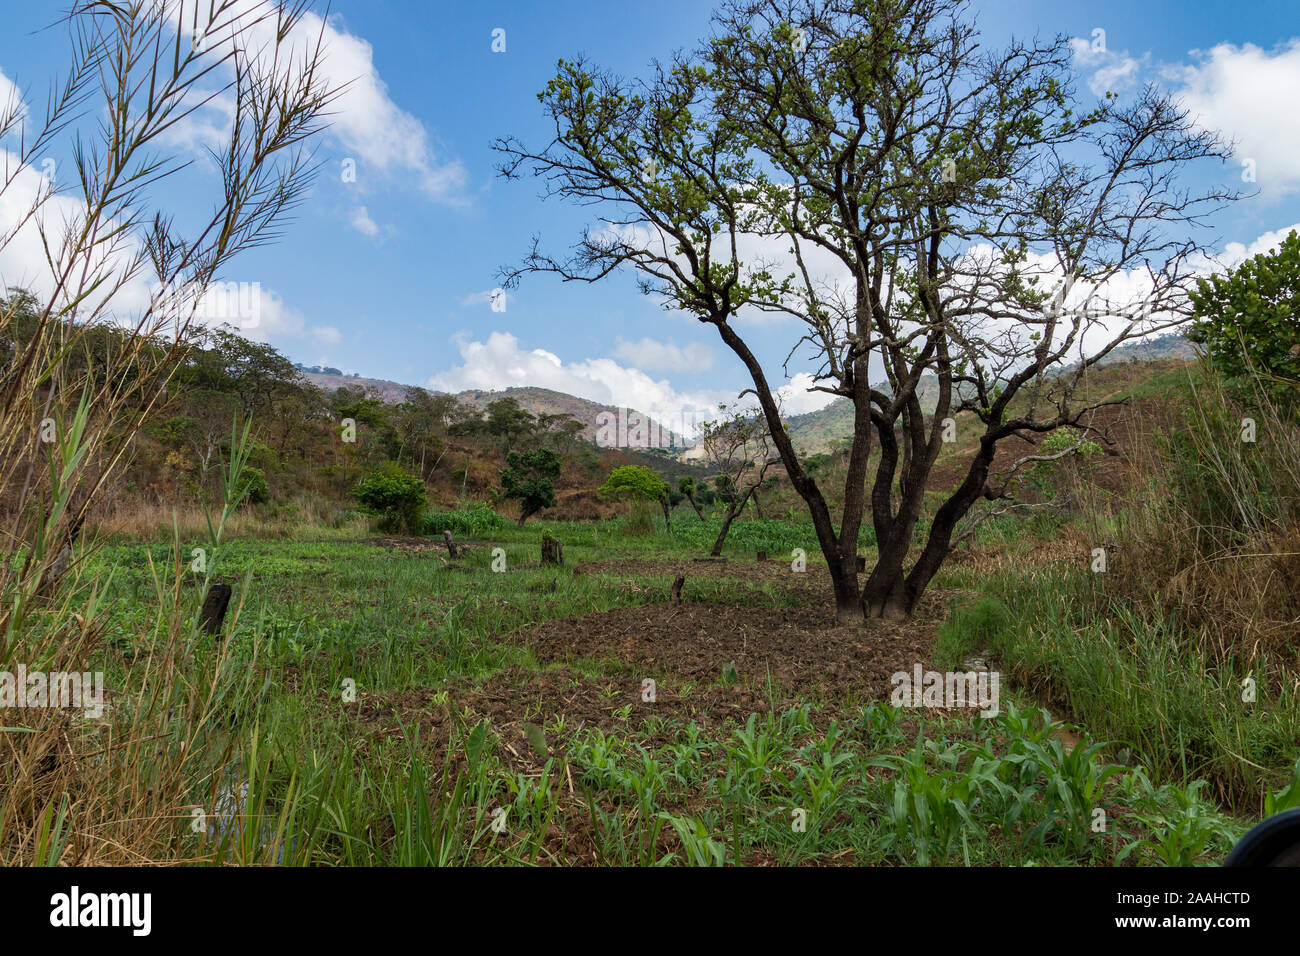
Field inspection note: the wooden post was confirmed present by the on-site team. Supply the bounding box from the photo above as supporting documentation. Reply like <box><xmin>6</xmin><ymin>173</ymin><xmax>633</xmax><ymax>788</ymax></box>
<box><xmin>200</xmin><ymin>583</ymin><xmax>232</xmax><ymax>636</ymax></box>
<box><xmin>541</xmin><ymin>537</ymin><xmax>563</xmax><ymax>565</ymax></box>
<box><xmin>670</xmin><ymin>575</ymin><xmax>685</xmax><ymax>605</ymax></box>
<box><xmin>443</xmin><ymin>530</ymin><xmax>458</xmax><ymax>558</ymax></box>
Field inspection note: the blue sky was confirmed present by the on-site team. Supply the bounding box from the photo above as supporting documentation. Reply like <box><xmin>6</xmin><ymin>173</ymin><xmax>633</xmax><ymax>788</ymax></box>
<box><xmin>2</xmin><ymin>0</ymin><xmax>1299</xmax><ymax>436</ymax></box>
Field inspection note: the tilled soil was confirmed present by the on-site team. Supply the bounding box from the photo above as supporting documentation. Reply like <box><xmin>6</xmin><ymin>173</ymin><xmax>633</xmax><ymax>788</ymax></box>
<box><xmin>354</xmin><ymin>559</ymin><xmax>952</xmax><ymax>777</ymax></box>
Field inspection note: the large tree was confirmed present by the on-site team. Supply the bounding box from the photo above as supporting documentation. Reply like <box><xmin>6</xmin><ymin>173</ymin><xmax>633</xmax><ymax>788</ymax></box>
<box><xmin>496</xmin><ymin>0</ymin><xmax>1236</xmax><ymax>621</ymax></box>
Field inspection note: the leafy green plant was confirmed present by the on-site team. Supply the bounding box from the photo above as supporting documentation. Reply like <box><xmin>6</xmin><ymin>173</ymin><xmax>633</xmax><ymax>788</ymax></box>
<box><xmin>1188</xmin><ymin>229</ymin><xmax>1300</xmax><ymax>412</ymax></box>
<box><xmin>501</xmin><ymin>448</ymin><xmax>562</xmax><ymax>526</ymax></box>
<box><xmin>352</xmin><ymin>462</ymin><xmax>427</xmax><ymax>533</ymax></box>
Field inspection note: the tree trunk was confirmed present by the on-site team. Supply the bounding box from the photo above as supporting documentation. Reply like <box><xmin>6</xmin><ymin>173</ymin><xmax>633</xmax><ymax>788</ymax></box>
<box><xmin>709</xmin><ymin>486</ymin><xmax>756</xmax><ymax>556</ymax></box>
<box><xmin>750</xmin><ymin>487</ymin><xmax>764</xmax><ymax>519</ymax></box>
<box><xmin>660</xmin><ymin>495</ymin><xmax>672</xmax><ymax>533</ymax></box>
<box><xmin>685</xmin><ymin>490</ymin><xmax>705</xmax><ymax>521</ymax></box>
<box><xmin>710</xmin><ymin>505</ymin><xmax>738</xmax><ymax>556</ymax></box>
<box><xmin>541</xmin><ymin>537</ymin><xmax>563</xmax><ymax>565</ymax></box>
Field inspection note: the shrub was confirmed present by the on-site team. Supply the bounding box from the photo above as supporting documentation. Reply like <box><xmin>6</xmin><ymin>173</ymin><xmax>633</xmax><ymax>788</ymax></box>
<box><xmin>1188</xmin><ymin>229</ymin><xmax>1300</xmax><ymax>413</ymax></box>
<box><xmin>238</xmin><ymin>466</ymin><xmax>270</xmax><ymax>505</ymax></box>
<box><xmin>501</xmin><ymin>448</ymin><xmax>562</xmax><ymax>525</ymax></box>
<box><xmin>351</xmin><ymin>462</ymin><xmax>426</xmax><ymax>533</ymax></box>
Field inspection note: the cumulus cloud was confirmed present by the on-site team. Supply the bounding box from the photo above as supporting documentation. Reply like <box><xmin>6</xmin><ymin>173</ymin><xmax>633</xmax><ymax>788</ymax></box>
<box><xmin>775</xmin><ymin>373</ymin><xmax>838</xmax><ymax>416</ymax></box>
<box><xmin>0</xmin><ymin>66</ymin><xmax>24</xmax><ymax>123</ymax></box>
<box><xmin>610</xmin><ymin>336</ymin><xmax>713</xmax><ymax>373</ymax></box>
<box><xmin>427</xmin><ymin>330</ymin><xmax>737</xmax><ymax>440</ymax></box>
<box><xmin>1069</xmin><ymin>36</ymin><xmax>1147</xmax><ymax>97</ymax></box>
<box><xmin>0</xmin><ymin>145</ymin><xmax>336</xmax><ymax>351</ymax></box>
<box><xmin>427</xmin><ymin>330</ymin><xmax>852</xmax><ymax>442</ymax></box>
<box><xmin>1169</xmin><ymin>40</ymin><xmax>1300</xmax><ymax>197</ymax></box>
<box><xmin>152</xmin><ymin>2</ymin><xmax>466</xmax><ymax>202</ymax></box>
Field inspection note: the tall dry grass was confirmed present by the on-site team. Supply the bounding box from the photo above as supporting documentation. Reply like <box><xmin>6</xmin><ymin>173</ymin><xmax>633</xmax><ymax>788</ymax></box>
<box><xmin>0</xmin><ymin>1</ymin><xmax>337</xmax><ymax>864</ymax></box>
<box><xmin>1113</xmin><ymin>362</ymin><xmax>1300</xmax><ymax>669</ymax></box>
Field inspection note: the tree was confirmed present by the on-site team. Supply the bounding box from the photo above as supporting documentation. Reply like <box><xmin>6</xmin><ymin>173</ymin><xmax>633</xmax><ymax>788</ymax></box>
<box><xmin>396</xmin><ymin>388</ymin><xmax>465</xmax><ymax>479</ymax></box>
<box><xmin>698</xmin><ymin>406</ymin><xmax>774</xmax><ymax>555</ymax></box>
<box><xmin>486</xmin><ymin>397</ymin><xmax>537</xmax><ymax>448</ymax></box>
<box><xmin>1188</xmin><ymin>230</ymin><xmax>1300</xmax><ymax>412</ymax></box>
<box><xmin>502</xmin><ymin>447</ymin><xmax>563</xmax><ymax>525</ymax></box>
<box><xmin>496</xmin><ymin>0</ymin><xmax>1236</xmax><ymax>621</ymax></box>
<box><xmin>599</xmin><ymin>465</ymin><xmax>673</xmax><ymax>531</ymax></box>
<box><xmin>678</xmin><ymin>475</ymin><xmax>706</xmax><ymax>520</ymax></box>
<box><xmin>352</xmin><ymin>462</ymin><xmax>427</xmax><ymax>533</ymax></box>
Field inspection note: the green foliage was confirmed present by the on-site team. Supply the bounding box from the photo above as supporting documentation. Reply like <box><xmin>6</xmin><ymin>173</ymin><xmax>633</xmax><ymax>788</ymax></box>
<box><xmin>599</xmin><ymin>464</ymin><xmax>670</xmax><ymax>503</ymax></box>
<box><xmin>238</xmin><ymin>466</ymin><xmax>270</xmax><ymax>505</ymax></box>
<box><xmin>486</xmin><ymin>397</ymin><xmax>537</xmax><ymax>445</ymax></box>
<box><xmin>1188</xmin><ymin>229</ymin><xmax>1300</xmax><ymax>411</ymax></box>
<box><xmin>1157</xmin><ymin>373</ymin><xmax>1300</xmax><ymax>552</ymax></box>
<box><xmin>933</xmin><ymin>596</ymin><xmax>1011</xmax><ymax>669</ymax></box>
<box><xmin>501</xmin><ymin>447</ymin><xmax>562</xmax><ymax>524</ymax></box>
<box><xmin>423</xmin><ymin>503</ymin><xmax>508</xmax><ymax>537</ymax></box>
<box><xmin>351</xmin><ymin>462</ymin><xmax>427</xmax><ymax>533</ymax></box>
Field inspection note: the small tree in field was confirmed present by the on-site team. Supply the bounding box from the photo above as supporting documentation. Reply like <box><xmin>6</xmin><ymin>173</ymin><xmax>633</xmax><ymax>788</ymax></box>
<box><xmin>678</xmin><ymin>476</ymin><xmax>706</xmax><ymax>521</ymax></box>
<box><xmin>496</xmin><ymin>0</ymin><xmax>1237</xmax><ymax>621</ymax></box>
<box><xmin>353</xmin><ymin>463</ymin><xmax>427</xmax><ymax>533</ymax></box>
<box><xmin>1188</xmin><ymin>230</ymin><xmax>1300</xmax><ymax>414</ymax></box>
<box><xmin>699</xmin><ymin>406</ymin><xmax>774</xmax><ymax>555</ymax></box>
<box><xmin>599</xmin><ymin>465</ymin><xmax>673</xmax><ymax>532</ymax></box>
<box><xmin>502</xmin><ymin>448</ymin><xmax>562</xmax><ymax>525</ymax></box>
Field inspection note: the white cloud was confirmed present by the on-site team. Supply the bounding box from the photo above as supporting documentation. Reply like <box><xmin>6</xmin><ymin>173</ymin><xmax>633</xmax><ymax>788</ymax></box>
<box><xmin>152</xmin><ymin>2</ymin><xmax>467</xmax><ymax>202</ymax></box>
<box><xmin>349</xmin><ymin>204</ymin><xmax>379</xmax><ymax>237</ymax></box>
<box><xmin>1201</xmin><ymin>222</ymin><xmax>1300</xmax><ymax>270</ymax></box>
<box><xmin>459</xmin><ymin>288</ymin><xmax>507</xmax><ymax>308</ymax></box>
<box><xmin>308</xmin><ymin>12</ymin><xmax>467</xmax><ymax>201</ymax></box>
<box><xmin>610</xmin><ymin>336</ymin><xmax>713</xmax><ymax>373</ymax></box>
<box><xmin>0</xmin><ymin>146</ymin><xmax>335</xmax><ymax>353</ymax></box>
<box><xmin>775</xmin><ymin>373</ymin><xmax>838</xmax><ymax>416</ymax></box>
<box><xmin>0</xmin><ymin>66</ymin><xmax>25</xmax><ymax>124</ymax></box>
<box><xmin>1170</xmin><ymin>40</ymin><xmax>1300</xmax><ymax>197</ymax></box>
<box><xmin>1069</xmin><ymin>36</ymin><xmax>1146</xmax><ymax>97</ymax></box>
<box><xmin>427</xmin><ymin>330</ymin><xmax>851</xmax><ymax>442</ymax></box>
<box><xmin>428</xmin><ymin>330</ymin><xmax>734</xmax><ymax>440</ymax></box>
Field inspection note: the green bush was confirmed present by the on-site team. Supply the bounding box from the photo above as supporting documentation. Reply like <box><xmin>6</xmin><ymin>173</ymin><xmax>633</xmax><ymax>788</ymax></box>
<box><xmin>238</xmin><ymin>465</ymin><xmax>270</xmax><ymax>505</ymax></box>
<box><xmin>1188</xmin><ymin>229</ymin><xmax>1300</xmax><ymax>412</ymax></box>
<box><xmin>351</xmin><ymin>462</ymin><xmax>427</xmax><ymax>533</ymax></box>
<box><xmin>501</xmin><ymin>448</ymin><xmax>562</xmax><ymax>525</ymax></box>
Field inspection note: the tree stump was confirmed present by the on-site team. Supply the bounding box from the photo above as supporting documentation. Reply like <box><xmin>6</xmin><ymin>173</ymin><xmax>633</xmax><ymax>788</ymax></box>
<box><xmin>541</xmin><ymin>537</ymin><xmax>563</xmax><ymax>565</ymax></box>
<box><xmin>670</xmin><ymin>575</ymin><xmax>685</xmax><ymax>605</ymax></box>
<box><xmin>443</xmin><ymin>530</ymin><xmax>458</xmax><ymax>558</ymax></box>
<box><xmin>199</xmin><ymin>583</ymin><xmax>232</xmax><ymax>636</ymax></box>
<box><xmin>856</xmin><ymin>555</ymin><xmax>867</xmax><ymax>573</ymax></box>
<box><xmin>756</xmin><ymin>550</ymin><xmax>767</xmax><ymax>562</ymax></box>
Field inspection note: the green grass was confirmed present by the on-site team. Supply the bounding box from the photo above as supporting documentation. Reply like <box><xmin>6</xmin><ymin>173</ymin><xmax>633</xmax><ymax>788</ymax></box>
<box><xmin>63</xmin><ymin>516</ymin><xmax>1279</xmax><ymax>866</ymax></box>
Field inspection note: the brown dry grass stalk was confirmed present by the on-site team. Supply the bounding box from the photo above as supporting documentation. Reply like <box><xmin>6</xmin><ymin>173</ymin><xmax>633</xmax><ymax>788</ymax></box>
<box><xmin>0</xmin><ymin>1</ymin><xmax>337</xmax><ymax>865</ymax></box>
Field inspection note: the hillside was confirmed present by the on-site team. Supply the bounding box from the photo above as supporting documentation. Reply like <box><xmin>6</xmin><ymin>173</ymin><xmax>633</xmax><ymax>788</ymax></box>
<box><xmin>781</xmin><ymin>333</ymin><xmax>1197</xmax><ymax>455</ymax></box>
<box><xmin>298</xmin><ymin>371</ymin><xmax>685</xmax><ymax>449</ymax></box>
